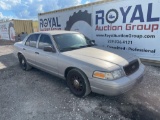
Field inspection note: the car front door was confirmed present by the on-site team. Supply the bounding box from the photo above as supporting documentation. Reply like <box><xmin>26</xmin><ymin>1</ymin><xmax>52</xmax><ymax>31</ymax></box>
<box><xmin>34</xmin><ymin>34</ymin><xmax>58</xmax><ymax>75</ymax></box>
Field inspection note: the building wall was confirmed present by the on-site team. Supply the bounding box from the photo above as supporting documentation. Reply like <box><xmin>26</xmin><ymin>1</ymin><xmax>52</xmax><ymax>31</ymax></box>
<box><xmin>32</xmin><ymin>21</ymin><xmax>39</xmax><ymax>32</ymax></box>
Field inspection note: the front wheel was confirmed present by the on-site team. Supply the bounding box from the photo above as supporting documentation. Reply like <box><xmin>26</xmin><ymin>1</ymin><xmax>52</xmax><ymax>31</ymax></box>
<box><xmin>18</xmin><ymin>54</ymin><xmax>32</xmax><ymax>71</ymax></box>
<box><xmin>67</xmin><ymin>69</ymin><xmax>91</xmax><ymax>97</ymax></box>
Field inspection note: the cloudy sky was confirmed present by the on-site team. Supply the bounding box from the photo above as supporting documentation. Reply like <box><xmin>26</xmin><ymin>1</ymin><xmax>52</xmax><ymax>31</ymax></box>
<box><xmin>0</xmin><ymin>0</ymin><xmax>99</xmax><ymax>20</ymax></box>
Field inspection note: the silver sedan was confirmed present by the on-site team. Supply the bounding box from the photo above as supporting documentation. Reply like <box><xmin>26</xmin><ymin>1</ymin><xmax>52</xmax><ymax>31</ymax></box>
<box><xmin>14</xmin><ymin>30</ymin><xmax>145</xmax><ymax>97</ymax></box>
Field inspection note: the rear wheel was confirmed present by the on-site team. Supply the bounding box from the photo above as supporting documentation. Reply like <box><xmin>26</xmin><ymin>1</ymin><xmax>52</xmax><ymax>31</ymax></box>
<box><xmin>18</xmin><ymin>54</ymin><xmax>32</xmax><ymax>70</ymax></box>
<box><xmin>67</xmin><ymin>69</ymin><xmax>91</xmax><ymax>97</ymax></box>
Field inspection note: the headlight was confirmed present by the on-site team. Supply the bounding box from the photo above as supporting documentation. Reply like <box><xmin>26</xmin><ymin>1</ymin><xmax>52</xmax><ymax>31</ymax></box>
<box><xmin>93</xmin><ymin>69</ymin><xmax>124</xmax><ymax>80</ymax></box>
<box><xmin>111</xmin><ymin>69</ymin><xmax>124</xmax><ymax>79</ymax></box>
<box><xmin>93</xmin><ymin>71</ymin><xmax>113</xmax><ymax>79</ymax></box>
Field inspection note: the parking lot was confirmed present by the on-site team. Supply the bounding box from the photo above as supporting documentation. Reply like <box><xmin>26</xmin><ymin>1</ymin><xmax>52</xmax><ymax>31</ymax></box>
<box><xmin>0</xmin><ymin>41</ymin><xmax>160</xmax><ymax>120</ymax></box>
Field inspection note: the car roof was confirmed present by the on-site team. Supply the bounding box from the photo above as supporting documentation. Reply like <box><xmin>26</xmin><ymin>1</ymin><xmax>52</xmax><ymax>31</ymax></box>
<box><xmin>34</xmin><ymin>30</ymin><xmax>79</xmax><ymax>35</ymax></box>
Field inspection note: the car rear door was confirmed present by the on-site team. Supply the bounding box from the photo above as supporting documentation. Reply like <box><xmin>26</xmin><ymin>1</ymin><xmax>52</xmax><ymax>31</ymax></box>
<box><xmin>34</xmin><ymin>34</ymin><xmax>58</xmax><ymax>75</ymax></box>
<box><xmin>23</xmin><ymin>34</ymin><xmax>40</xmax><ymax>65</ymax></box>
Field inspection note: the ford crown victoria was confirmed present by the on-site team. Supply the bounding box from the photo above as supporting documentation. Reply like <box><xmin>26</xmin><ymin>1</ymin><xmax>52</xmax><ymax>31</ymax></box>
<box><xmin>14</xmin><ymin>30</ymin><xmax>145</xmax><ymax>97</ymax></box>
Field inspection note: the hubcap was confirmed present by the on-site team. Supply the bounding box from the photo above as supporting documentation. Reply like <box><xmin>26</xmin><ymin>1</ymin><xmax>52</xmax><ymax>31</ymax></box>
<box><xmin>20</xmin><ymin>58</ymin><xmax>26</xmax><ymax>69</ymax></box>
<box><xmin>22</xmin><ymin>59</ymin><xmax>25</xmax><ymax>65</ymax></box>
<box><xmin>69</xmin><ymin>74</ymin><xmax>84</xmax><ymax>95</ymax></box>
<box><xmin>73</xmin><ymin>79</ymin><xmax>80</xmax><ymax>88</ymax></box>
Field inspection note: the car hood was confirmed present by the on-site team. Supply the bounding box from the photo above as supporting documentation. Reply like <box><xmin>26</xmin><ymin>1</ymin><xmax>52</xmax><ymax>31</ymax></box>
<box><xmin>61</xmin><ymin>46</ymin><xmax>137</xmax><ymax>69</ymax></box>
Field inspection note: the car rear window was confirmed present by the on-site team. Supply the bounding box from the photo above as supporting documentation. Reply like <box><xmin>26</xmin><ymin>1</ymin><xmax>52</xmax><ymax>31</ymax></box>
<box><xmin>25</xmin><ymin>34</ymin><xmax>40</xmax><ymax>47</ymax></box>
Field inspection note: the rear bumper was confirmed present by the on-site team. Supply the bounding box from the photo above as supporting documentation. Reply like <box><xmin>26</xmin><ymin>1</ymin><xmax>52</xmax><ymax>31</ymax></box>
<box><xmin>89</xmin><ymin>64</ymin><xmax>145</xmax><ymax>96</ymax></box>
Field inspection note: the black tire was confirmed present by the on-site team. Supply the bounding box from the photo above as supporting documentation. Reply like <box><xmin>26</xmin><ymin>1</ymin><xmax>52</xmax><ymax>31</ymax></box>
<box><xmin>18</xmin><ymin>54</ymin><xmax>32</xmax><ymax>71</ymax></box>
<box><xmin>67</xmin><ymin>69</ymin><xmax>91</xmax><ymax>97</ymax></box>
<box><xmin>65</xmin><ymin>10</ymin><xmax>92</xmax><ymax>30</ymax></box>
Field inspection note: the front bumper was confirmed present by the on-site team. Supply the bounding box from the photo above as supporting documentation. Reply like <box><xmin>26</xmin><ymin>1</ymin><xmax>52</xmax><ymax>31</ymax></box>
<box><xmin>89</xmin><ymin>63</ymin><xmax>145</xmax><ymax>96</ymax></box>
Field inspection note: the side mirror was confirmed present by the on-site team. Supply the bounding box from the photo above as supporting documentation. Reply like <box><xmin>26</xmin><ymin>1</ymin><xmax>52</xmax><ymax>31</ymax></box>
<box><xmin>91</xmin><ymin>40</ymin><xmax>95</xmax><ymax>43</ymax></box>
<box><xmin>43</xmin><ymin>46</ymin><xmax>56</xmax><ymax>52</ymax></box>
<box><xmin>90</xmin><ymin>40</ymin><xmax>95</xmax><ymax>45</ymax></box>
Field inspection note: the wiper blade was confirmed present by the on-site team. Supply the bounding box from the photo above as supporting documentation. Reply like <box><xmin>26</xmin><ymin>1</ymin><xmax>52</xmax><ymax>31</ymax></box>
<box><xmin>60</xmin><ymin>45</ymin><xmax>96</xmax><ymax>52</ymax></box>
<box><xmin>79</xmin><ymin>44</ymin><xmax>96</xmax><ymax>48</ymax></box>
<box><xmin>60</xmin><ymin>47</ymin><xmax>80</xmax><ymax>52</ymax></box>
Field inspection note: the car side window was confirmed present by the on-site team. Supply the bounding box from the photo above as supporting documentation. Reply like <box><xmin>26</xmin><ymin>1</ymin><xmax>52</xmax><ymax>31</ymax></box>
<box><xmin>25</xmin><ymin>34</ymin><xmax>39</xmax><ymax>47</ymax></box>
<box><xmin>38</xmin><ymin>34</ymin><xmax>53</xmax><ymax>49</ymax></box>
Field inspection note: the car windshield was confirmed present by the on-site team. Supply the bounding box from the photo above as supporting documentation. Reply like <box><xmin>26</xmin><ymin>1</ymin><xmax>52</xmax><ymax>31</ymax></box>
<box><xmin>53</xmin><ymin>33</ymin><xmax>95</xmax><ymax>52</ymax></box>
